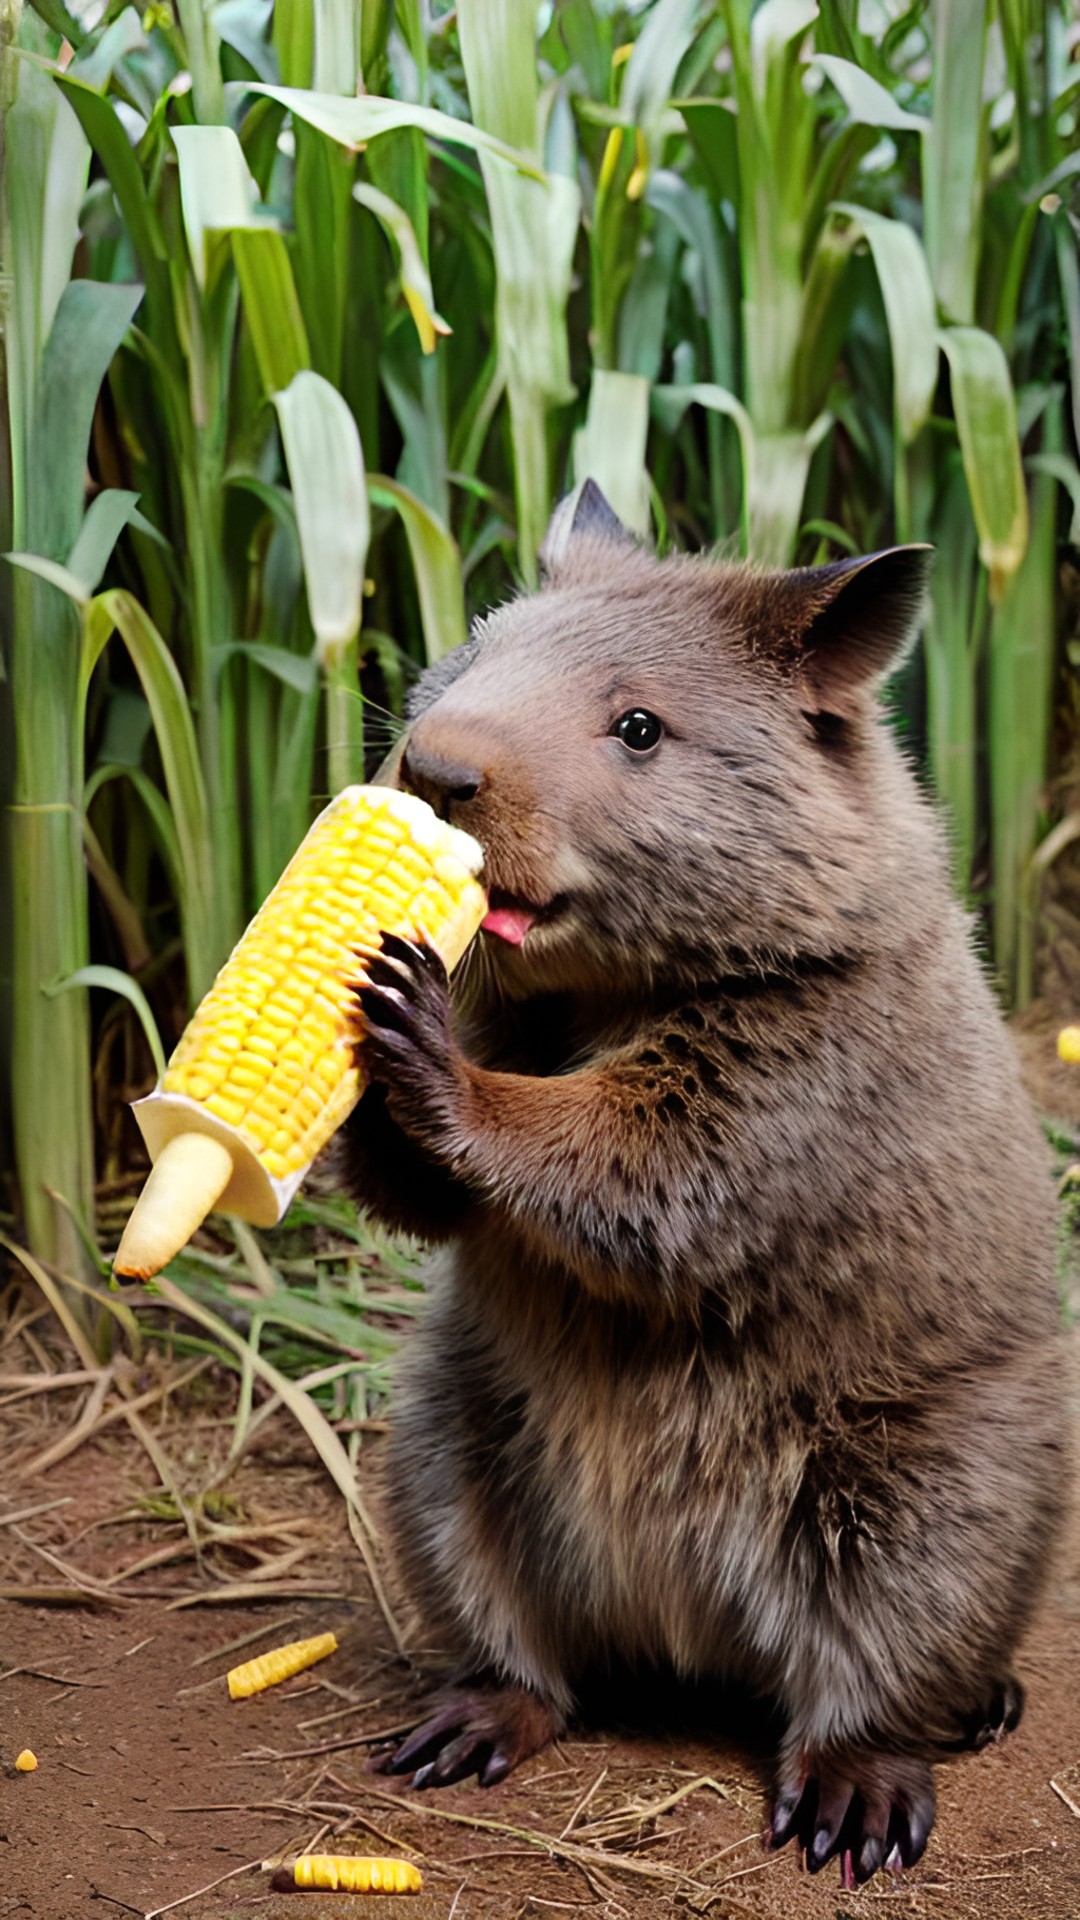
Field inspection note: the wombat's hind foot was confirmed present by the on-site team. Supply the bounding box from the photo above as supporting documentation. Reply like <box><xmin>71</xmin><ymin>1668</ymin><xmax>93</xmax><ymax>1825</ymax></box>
<box><xmin>369</xmin><ymin>1683</ymin><xmax>563</xmax><ymax>1789</ymax></box>
<box><xmin>768</xmin><ymin>1748</ymin><xmax>935</xmax><ymax>1885</ymax></box>
<box><xmin>949</xmin><ymin>1675</ymin><xmax>1024</xmax><ymax>1752</ymax></box>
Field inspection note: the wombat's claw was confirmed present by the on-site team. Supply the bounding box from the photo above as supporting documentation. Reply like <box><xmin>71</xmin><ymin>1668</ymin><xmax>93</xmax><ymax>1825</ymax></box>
<box><xmin>768</xmin><ymin>1751</ymin><xmax>934</xmax><ymax>1883</ymax></box>
<box><xmin>368</xmin><ymin>1685</ymin><xmax>560</xmax><ymax>1791</ymax></box>
<box><xmin>353</xmin><ymin>932</ymin><xmax>461</xmax><ymax>1148</ymax></box>
<box><xmin>354</xmin><ymin>933</ymin><xmax>449</xmax><ymax>1037</ymax></box>
<box><xmin>953</xmin><ymin>1675</ymin><xmax>1024</xmax><ymax>1751</ymax></box>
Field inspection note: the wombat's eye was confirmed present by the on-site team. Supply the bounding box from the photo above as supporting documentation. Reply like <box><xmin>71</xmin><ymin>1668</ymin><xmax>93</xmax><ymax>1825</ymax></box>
<box><xmin>613</xmin><ymin>709</ymin><xmax>663</xmax><ymax>753</ymax></box>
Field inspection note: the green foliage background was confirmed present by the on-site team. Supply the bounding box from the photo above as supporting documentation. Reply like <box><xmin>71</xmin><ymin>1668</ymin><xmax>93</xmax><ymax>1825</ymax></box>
<box><xmin>2</xmin><ymin>0</ymin><xmax>1079</xmax><ymax>1289</ymax></box>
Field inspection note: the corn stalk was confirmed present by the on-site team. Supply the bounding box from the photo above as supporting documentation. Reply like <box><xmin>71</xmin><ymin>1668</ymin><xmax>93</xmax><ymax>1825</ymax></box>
<box><xmin>2</xmin><ymin>19</ymin><xmax>139</xmax><ymax>1284</ymax></box>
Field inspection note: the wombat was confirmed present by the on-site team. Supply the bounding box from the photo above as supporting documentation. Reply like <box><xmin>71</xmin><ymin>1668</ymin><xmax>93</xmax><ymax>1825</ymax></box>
<box><xmin>342</xmin><ymin>482</ymin><xmax>1069</xmax><ymax>1886</ymax></box>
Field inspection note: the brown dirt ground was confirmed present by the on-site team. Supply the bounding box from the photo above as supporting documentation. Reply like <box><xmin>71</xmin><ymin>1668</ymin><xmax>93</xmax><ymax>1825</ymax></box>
<box><xmin>0</xmin><ymin>1324</ymin><xmax>1076</xmax><ymax>1920</ymax></box>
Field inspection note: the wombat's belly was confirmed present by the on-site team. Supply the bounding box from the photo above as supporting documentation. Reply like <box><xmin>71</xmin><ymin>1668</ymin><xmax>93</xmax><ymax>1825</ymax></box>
<box><xmin>384</xmin><ymin>1257</ymin><xmax>790</xmax><ymax>1700</ymax></box>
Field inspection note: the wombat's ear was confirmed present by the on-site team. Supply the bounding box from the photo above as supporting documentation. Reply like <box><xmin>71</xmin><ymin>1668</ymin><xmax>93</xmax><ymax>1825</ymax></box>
<box><xmin>539</xmin><ymin>478</ymin><xmax>635</xmax><ymax>583</ymax></box>
<box><xmin>772</xmin><ymin>545</ymin><xmax>934</xmax><ymax>723</ymax></box>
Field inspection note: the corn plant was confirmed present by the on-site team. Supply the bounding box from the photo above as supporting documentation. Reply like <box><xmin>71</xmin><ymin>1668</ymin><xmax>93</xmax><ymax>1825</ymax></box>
<box><xmin>2</xmin><ymin>7</ymin><xmax>140</xmax><ymax>1282</ymax></box>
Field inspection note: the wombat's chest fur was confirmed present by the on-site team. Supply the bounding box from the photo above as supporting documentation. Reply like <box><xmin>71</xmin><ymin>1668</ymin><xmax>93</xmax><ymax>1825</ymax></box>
<box><xmin>344</xmin><ymin>494</ymin><xmax>1069</xmax><ymax>1874</ymax></box>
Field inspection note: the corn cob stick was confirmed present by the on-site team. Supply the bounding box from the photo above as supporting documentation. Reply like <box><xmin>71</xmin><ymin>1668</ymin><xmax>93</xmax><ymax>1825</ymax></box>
<box><xmin>227</xmin><ymin>1631</ymin><xmax>338</xmax><ymax>1699</ymax></box>
<box><xmin>114</xmin><ymin>787</ymin><xmax>485</xmax><ymax>1281</ymax></box>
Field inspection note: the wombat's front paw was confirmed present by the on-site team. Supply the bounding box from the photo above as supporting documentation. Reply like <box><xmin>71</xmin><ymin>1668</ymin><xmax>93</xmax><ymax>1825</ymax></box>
<box><xmin>352</xmin><ymin>932</ymin><xmax>467</xmax><ymax>1157</ymax></box>
<box><xmin>368</xmin><ymin>1683</ymin><xmax>562</xmax><ymax>1789</ymax></box>
<box><xmin>768</xmin><ymin>1748</ymin><xmax>935</xmax><ymax>1885</ymax></box>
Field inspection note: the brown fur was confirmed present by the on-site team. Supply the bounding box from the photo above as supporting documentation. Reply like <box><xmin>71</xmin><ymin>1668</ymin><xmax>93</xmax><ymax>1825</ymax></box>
<box><xmin>339</xmin><ymin>502</ymin><xmax>1070</xmax><ymax>1876</ymax></box>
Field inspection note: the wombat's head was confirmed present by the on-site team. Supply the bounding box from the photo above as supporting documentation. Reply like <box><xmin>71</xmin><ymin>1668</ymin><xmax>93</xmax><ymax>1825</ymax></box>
<box><xmin>395</xmin><ymin>484</ymin><xmax>934</xmax><ymax>997</ymax></box>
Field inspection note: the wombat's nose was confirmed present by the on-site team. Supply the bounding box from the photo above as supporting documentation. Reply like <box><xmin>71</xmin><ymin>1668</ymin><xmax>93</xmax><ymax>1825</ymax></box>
<box><xmin>399</xmin><ymin>737</ymin><xmax>483</xmax><ymax>818</ymax></box>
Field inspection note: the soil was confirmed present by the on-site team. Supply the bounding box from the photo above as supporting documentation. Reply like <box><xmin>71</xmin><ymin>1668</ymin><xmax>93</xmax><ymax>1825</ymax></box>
<box><xmin>0</xmin><ymin>1338</ymin><xmax>1076</xmax><ymax>1920</ymax></box>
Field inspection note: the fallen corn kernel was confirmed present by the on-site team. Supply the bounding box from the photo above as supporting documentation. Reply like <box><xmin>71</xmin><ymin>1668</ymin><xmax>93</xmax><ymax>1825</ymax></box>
<box><xmin>227</xmin><ymin>1630</ymin><xmax>338</xmax><ymax>1700</ymax></box>
<box><xmin>114</xmin><ymin>787</ymin><xmax>486</xmax><ymax>1280</ymax></box>
<box><xmin>282</xmin><ymin>1855</ymin><xmax>423</xmax><ymax>1894</ymax></box>
<box><xmin>1057</xmin><ymin>1027</ymin><xmax>1080</xmax><ymax>1064</ymax></box>
<box><xmin>14</xmin><ymin>1750</ymin><xmax>37</xmax><ymax>1771</ymax></box>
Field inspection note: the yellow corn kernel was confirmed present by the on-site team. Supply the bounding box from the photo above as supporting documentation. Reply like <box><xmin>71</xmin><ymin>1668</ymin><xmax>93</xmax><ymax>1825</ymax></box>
<box><xmin>113</xmin><ymin>788</ymin><xmax>486</xmax><ymax>1281</ymax></box>
<box><xmin>14</xmin><ymin>1750</ymin><xmax>38</xmax><ymax>1772</ymax></box>
<box><xmin>227</xmin><ymin>1631</ymin><xmax>338</xmax><ymax>1700</ymax></box>
<box><xmin>291</xmin><ymin>1855</ymin><xmax>423</xmax><ymax>1894</ymax></box>
<box><xmin>1058</xmin><ymin>1026</ymin><xmax>1080</xmax><ymax>1064</ymax></box>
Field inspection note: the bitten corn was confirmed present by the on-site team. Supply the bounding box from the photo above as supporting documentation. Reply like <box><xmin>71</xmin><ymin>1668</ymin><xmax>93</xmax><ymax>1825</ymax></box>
<box><xmin>114</xmin><ymin>787</ymin><xmax>486</xmax><ymax>1280</ymax></box>
<box><xmin>277</xmin><ymin>1856</ymin><xmax>423</xmax><ymax>1894</ymax></box>
<box><xmin>227</xmin><ymin>1631</ymin><xmax>338</xmax><ymax>1699</ymax></box>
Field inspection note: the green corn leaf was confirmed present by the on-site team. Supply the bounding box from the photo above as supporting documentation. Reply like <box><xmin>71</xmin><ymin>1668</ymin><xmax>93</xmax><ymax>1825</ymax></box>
<box><xmin>21</xmin><ymin>0</ymin><xmax>86</xmax><ymax>47</ymax></box>
<box><xmin>939</xmin><ymin>326</ymin><xmax>1028</xmax><ymax>600</ymax></box>
<box><xmin>172</xmin><ymin>124</ymin><xmax>263</xmax><ymax>288</ymax></box>
<box><xmin>273</xmin><ymin>369</ymin><xmax>369</xmax><ymax>665</ymax></box>
<box><xmin>45</xmin><ymin>966</ymin><xmax>168</xmax><ymax>1080</ymax></box>
<box><xmin>751</xmin><ymin>422</ymin><xmax>833</xmax><ymax>567</ymax></box>
<box><xmin>677</xmin><ymin>97</ymin><xmax>740</xmax><ymax>209</ymax></box>
<box><xmin>68</xmin><ymin>7</ymin><xmax>147</xmax><ymax>91</ymax></box>
<box><xmin>988</xmin><ymin>446</ymin><xmax>1059</xmax><ymax>1004</ymax></box>
<box><xmin>8</xmin><ymin>488</ymin><xmax>142</xmax><ymax>605</ymax></box>
<box><xmin>616</xmin><ymin>216</ymin><xmax>681</xmax><ymax>384</ymax></box>
<box><xmin>353</xmin><ymin>182</ymin><xmax>449</xmax><ymax>355</ymax></box>
<box><xmin>481</xmin><ymin>161</ymin><xmax>580</xmax><ymax>415</ymax></box>
<box><xmin>1055</xmin><ymin>215</ymin><xmax>1080</xmax><ymax>460</ymax></box>
<box><xmin>54</xmin><ymin>75</ymin><xmax>171</xmax><ymax>319</ymax></box>
<box><xmin>750</xmin><ymin>0</ymin><xmax>819</xmax><ymax>75</ymax></box>
<box><xmin>477</xmin><ymin>158</ymin><xmax>581</xmax><ymax>579</ymax></box>
<box><xmin>174</xmin><ymin>0</ymin><xmax>224</xmax><ymax>124</ymax></box>
<box><xmin>653</xmin><ymin>382</ymin><xmax>830</xmax><ymax>565</ymax></box>
<box><xmin>456</xmin><ymin>0</ymin><xmax>538</xmax><ymax>152</ymax></box>
<box><xmin>226</xmin><ymin>472</ymin><xmax>298</xmax><ymax>537</ymax></box>
<box><xmin>67</xmin><ymin>489</ymin><xmax>142</xmax><ymax>596</ymax></box>
<box><xmin>454</xmin><ymin>0</ymin><xmax>579</xmax><ymax>579</ymax></box>
<box><xmin>1027</xmin><ymin>451</ymin><xmax>1080</xmax><ymax>544</ymax></box>
<box><xmin>792</xmin><ymin>208</ymin><xmax>859</xmax><ymax>427</ymax></box>
<box><xmin>573</xmin><ymin>370</ymin><xmax>651</xmax><ymax>537</ymax></box>
<box><xmin>827</xmin><ymin>204</ymin><xmax>938</xmax><ymax>444</ymax></box>
<box><xmin>85</xmin><ymin>763</ymin><xmax>185</xmax><ymax>906</ymax></box>
<box><xmin>646</xmin><ymin>170</ymin><xmax>737</xmax><ymax>391</ymax></box>
<box><xmin>653</xmin><ymin>381</ymin><xmax>752</xmax><ymax>554</ymax></box>
<box><xmin>5</xmin><ymin>551</ymin><xmax>90</xmax><ymax>603</ymax></box>
<box><xmin>215</xmin><ymin>0</ymin><xmax>279</xmax><ymax>81</ymax></box>
<box><xmin>813</xmin><ymin>54</ymin><xmax>929</xmax><ymax>133</ymax></box>
<box><xmin>272</xmin><ymin>0</ymin><xmax>313</xmax><ymax>86</ymax></box>
<box><xmin>368</xmin><ymin>476</ymin><xmax>468</xmax><ymax>664</ymax></box>
<box><xmin>621</xmin><ymin>0</ymin><xmax>701</xmax><ymax>148</ymax></box>
<box><xmin>922</xmin><ymin>0</ymin><xmax>987</xmax><ymax>326</ymax></box>
<box><xmin>312</xmin><ymin>0</ymin><xmax>360</xmax><ymax>92</ymax></box>
<box><xmin>91</xmin><ymin>590</ymin><xmax>218</xmax><ymax>1002</ymax></box>
<box><xmin>919</xmin><ymin>456</ymin><xmax>980</xmax><ymax>892</ymax></box>
<box><xmin>214</xmin><ymin>638</ymin><xmax>319</xmax><ymax>695</ymax></box>
<box><xmin>246</xmin><ymin>84</ymin><xmax>545</xmax><ymax>176</ymax></box>
<box><xmin>231</xmin><ymin>227</ymin><xmax>312</xmax><ymax>394</ymax></box>
<box><xmin>6</xmin><ymin>55</ymin><xmax>89</xmax><ymax>477</ymax></box>
<box><xmin>27</xmin><ymin>280</ymin><xmax>143</xmax><ymax>561</ymax></box>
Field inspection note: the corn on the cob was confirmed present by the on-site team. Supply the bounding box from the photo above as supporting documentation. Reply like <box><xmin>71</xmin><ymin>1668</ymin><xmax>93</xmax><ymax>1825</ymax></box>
<box><xmin>227</xmin><ymin>1631</ymin><xmax>338</xmax><ymax>1699</ymax></box>
<box><xmin>1058</xmin><ymin>1027</ymin><xmax>1080</xmax><ymax>1064</ymax></box>
<box><xmin>282</xmin><ymin>1855</ymin><xmax>423</xmax><ymax>1894</ymax></box>
<box><xmin>114</xmin><ymin>787</ymin><xmax>485</xmax><ymax>1281</ymax></box>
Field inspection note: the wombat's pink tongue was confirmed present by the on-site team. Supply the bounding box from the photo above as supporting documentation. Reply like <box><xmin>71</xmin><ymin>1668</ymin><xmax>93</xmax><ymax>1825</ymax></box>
<box><xmin>482</xmin><ymin>904</ymin><xmax>537</xmax><ymax>946</ymax></box>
